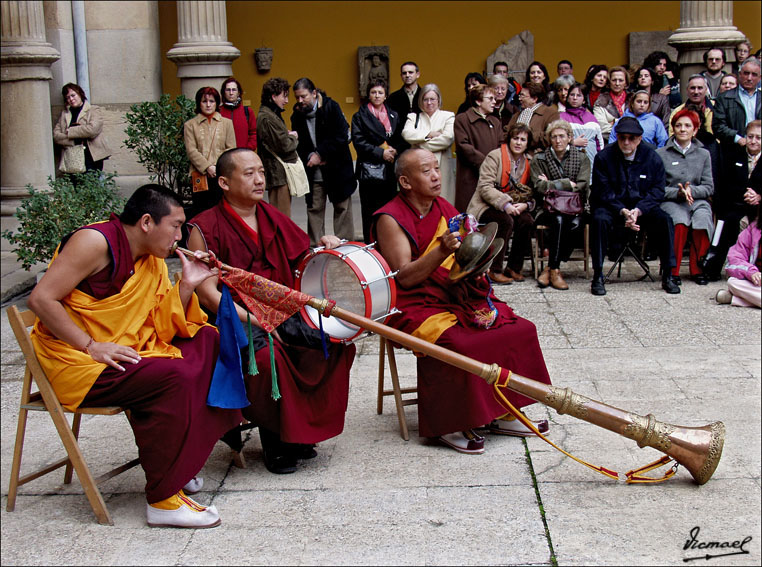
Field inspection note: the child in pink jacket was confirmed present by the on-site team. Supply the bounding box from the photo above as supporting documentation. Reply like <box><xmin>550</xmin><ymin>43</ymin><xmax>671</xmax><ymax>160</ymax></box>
<box><xmin>716</xmin><ymin>213</ymin><xmax>761</xmax><ymax>308</ymax></box>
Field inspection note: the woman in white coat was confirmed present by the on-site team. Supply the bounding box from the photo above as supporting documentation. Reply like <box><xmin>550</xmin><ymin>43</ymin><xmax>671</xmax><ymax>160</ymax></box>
<box><xmin>402</xmin><ymin>84</ymin><xmax>456</xmax><ymax>204</ymax></box>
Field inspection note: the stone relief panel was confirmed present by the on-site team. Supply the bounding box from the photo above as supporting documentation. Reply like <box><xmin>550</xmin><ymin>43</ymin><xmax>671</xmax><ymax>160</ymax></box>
<box><xmin>629</xmin><ymin>32</ymin><xmax>678</xmax><ymax>70</ymax></box>
<box><xmin>485</xmin><ymin>30</ymin><xmax>534</xmax><ymax>80</ymax></box>
<box><xmin>358</xmin><ymin>46</ymin><xmax>389</xmax><ymax>99</ymax></box>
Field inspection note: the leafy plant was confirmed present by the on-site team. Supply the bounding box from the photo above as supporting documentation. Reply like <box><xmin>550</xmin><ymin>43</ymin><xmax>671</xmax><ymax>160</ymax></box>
<box><xmin>1</xmin><ymin>172</ymin><xmax>125</xmax><ymax>270</ymax></box>
<box><xmin>123</xmin><ymin>94</ymin><xmax>195</xmax><ymax>203</ymax></box>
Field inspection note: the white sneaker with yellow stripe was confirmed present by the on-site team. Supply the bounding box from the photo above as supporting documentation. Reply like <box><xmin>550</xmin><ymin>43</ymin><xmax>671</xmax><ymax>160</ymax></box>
<box><xmin>146</xmin><ymin>490</ymin><xmax>220</xmax><ymax>528</ymax></box>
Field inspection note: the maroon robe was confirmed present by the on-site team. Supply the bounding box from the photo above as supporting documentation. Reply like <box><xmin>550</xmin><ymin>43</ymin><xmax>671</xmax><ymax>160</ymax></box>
<box><xmin>74</xmin><ymin>216</ymin><xmax>242</xmax><ymax>503</ymax></box>
<box><xmin>190</xmin><ymin>200</ymin><xmax>355</xmax><ymax>444</ymax></box>
<box><xmin>373</xmin><ymin>195</ymin><xmax>553</xmax><ymax>437</ymax></box>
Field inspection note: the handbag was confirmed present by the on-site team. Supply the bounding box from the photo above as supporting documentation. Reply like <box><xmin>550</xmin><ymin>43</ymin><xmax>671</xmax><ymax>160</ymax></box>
<box><xmin>543</xmin><ymin>189</ymin><xmax>583</xmax><ymax>215</ymax></box>
<box><xmin>59</xmin><ymin>144</ymin><xmax>86</xmax><ymax>174</ymax></box>
<box><xmin>191</xmin><ymin>169</ymin><xmax>208</xmax><ymax>193</ymax></box>
<box><xmin>261</xmin><ymin>140</ymin><xmax>310</xmax><ymax>198</ymax></box>
<box><xmin>358</xmin><ymin>161</ymin><xmax>387</xmax><ymax>182</ymax></box>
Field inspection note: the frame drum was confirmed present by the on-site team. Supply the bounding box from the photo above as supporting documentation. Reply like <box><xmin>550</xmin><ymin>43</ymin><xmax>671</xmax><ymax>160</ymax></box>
<box><xmin>295</xmin><ymin>242</ymin><xmax>397</xmax><ymax>342</ymax></box>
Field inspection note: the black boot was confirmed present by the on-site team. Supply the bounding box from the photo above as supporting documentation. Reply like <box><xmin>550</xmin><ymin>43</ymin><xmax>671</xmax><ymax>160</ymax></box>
<box><xmin>662</xmin><ymin>274</ymin><xmax>681</xmax><ymax>294</ymax></box>
<box><xmin>591</xmin><ymin>274</ymin><xmax>606</xmax><ymax>296</ymax></box>
<box><xmin>259</xmin><ymin>427</ymin><xmax>297</xmax><ymax>474</ymax></box>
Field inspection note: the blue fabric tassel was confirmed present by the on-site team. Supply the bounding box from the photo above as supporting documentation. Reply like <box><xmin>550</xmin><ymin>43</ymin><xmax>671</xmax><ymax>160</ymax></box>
<box><xmin>318</xmin><ymin>313</ymin><xmax>329</xmax><ymax>359</ymax></box>
<box><xmin>207</xmin><ymin>284</ymin><xmax>250</xmax><ymax>409</ymax></box>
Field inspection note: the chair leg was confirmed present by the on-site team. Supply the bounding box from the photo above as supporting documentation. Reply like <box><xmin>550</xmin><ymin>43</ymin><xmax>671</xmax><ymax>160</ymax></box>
<box><xmin>7</xmin><ymin>367</ymin><xmax>35</xmax><ymax>512</ymax></box>
<box><xmin>6</xmin><ymin>406</ymin><xmax>29</xmax><ymax>513</ymax></box>
<box><xmin>605</xmin><ymin>245</ymin><xmax>628</xmax><ymax>283</ymax></box>
<box><xmin>584</xmin><ymin>225</ymin><xmax>590</xmax><ymax>278</ymax></box>
<box><xmin>377</xmin><ymin>337</ymin><xmax>386</xmax><ymax>415</ymax></box>
<box><xmin>64</xmin><ymin>413</ymin><xmax>83</xmax><ymax>484</ymax></box>
<box><xmin>386</xmin><ymin>346</ymin><xmax>410</xmax><ymax>441</ymax></box>
<box><xmin>37</xmin><ymin>386</ymin><xmax>113</xmax><ymax>525</ymax></box>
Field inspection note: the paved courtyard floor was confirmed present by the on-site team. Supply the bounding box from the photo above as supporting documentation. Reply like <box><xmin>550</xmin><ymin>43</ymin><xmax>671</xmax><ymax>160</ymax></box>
<box><xmin>1</xmin><ymin>194</ymin><xmax>760</xmax><ymax>565</ymax></box>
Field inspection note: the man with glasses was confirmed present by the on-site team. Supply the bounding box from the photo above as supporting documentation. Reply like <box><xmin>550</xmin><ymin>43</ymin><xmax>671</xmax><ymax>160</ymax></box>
<box><xmin>700</xmin><ymin>48</ymin><xmax>728</xmax><ymax>100</ymax></box>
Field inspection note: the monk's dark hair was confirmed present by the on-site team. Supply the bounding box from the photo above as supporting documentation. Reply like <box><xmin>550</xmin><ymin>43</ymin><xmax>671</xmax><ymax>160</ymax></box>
<box><xmin>120</xmin><ymin>184</ymin><xmax>182</xmax><ymax>226</ymax></box>
<box><xmin>217</xmin><ymin>147</ymin><xmax>254</xmax><ymax>179</ymax></box>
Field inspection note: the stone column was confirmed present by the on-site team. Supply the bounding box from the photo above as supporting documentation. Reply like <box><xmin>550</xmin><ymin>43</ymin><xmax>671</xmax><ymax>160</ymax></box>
<box><xmin>166</xmin><ymin>0</ymin><xmax>240</xmax><ymax>99</ymax></box>
<box><xmin>1</xmin><ymin>0</ymin><xmax>60</xmax><ymax>218</ymax></box>
<box><xmin>668</xmin><ymin>0</ymin><xmax>747</xmax><ymax>100</ymax></box>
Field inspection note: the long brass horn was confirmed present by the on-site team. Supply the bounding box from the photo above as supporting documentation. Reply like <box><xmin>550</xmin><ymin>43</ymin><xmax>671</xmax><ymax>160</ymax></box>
<box><xmin>308</xmin><ymin>299</ymin><xmax>724</xmax><ymax>485</ymax></box>
<box><xmin>172</xmin><ymin>244</ymin><xmax>724</xmax><ymax>484</ymax></box>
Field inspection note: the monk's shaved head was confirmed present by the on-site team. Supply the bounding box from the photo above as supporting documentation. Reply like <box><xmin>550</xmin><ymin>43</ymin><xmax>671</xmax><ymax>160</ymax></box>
<box><xmin>395</xmin><ymin>148</ymin><xmax>430</xmax><ymax>181</ymax></box>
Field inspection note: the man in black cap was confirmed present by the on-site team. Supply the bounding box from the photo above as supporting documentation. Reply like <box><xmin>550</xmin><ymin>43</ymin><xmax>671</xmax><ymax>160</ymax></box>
<box><xmin>589</xmin><ymin>116</ymin><xmax>680</xmax><ymax>295</ymax></box>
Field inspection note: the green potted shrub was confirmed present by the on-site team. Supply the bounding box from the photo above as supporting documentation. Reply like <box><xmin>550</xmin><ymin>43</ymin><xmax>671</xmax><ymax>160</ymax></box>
<box><xmin>2</xmin><ymin>171</ymin><xmax>125</xmax><ymax>271</ymax></box>
<box><xmin>123</xmin><ymin>94</ymin><xmax>195</xmax><ymax>204</ymax></box>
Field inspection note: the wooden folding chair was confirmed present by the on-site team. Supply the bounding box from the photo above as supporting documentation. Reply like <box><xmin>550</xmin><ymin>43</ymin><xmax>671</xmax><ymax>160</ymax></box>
<box><xmin>6</xmin><ymin>305</ymin><xmax>139</xmax><ymax>525</ymax></box>
<box><xmin>376</xmin><ymin>336</ymin><xmax>417</xmax><ymax>441</ymax></box>
<box><xmin>533</xmin><ymin>222</ymin><xmax>590</xmax><ymax>279</ymax></box>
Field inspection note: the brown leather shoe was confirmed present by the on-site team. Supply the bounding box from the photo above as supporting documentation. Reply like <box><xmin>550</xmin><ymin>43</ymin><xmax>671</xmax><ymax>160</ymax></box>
<box><xmin>536</xmin><ymin>267</ymin><xmax>550</xmax><ymax>288</ymax></box>
<box><xmin>488</xmin><ymin>270</ymin><xmax>513</xmax><ymax>284</ymax></box>
<box><xmin>549</xmin><ymin>269</ymin><xmax>569</xmax><ymax>290</ymax></box>
<box><xmin>505</xmin><ymin>268</ymin><xmax>525</xmax><ymax>282</ymax></box>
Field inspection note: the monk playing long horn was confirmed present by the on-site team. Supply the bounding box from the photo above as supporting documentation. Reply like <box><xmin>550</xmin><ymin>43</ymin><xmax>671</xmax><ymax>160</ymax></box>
<box><xmin>372</xmin><ymin>148</ymin><xmax>554</xmax><ymax>454</ymax></box>
<box><xmin>28</xmin><ymin>185</ymin><xmax>242</xmax><ymax>528</ymax></box>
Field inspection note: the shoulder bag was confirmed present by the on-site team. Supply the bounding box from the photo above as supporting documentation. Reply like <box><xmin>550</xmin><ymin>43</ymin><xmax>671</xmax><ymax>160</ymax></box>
<box><xmin>264</xmin><ymin>141</ymin><xmax>310</xmax><ymax>197</ymax></box>
<box><xmin>59</xmin><ymin>145</ymin><xmax>86</xmax><ymax>174</ymax></box>
<box><xmin>543</xmin><ymin>188</ymin><xmax>583</xmax><ymax>215</ymax></box>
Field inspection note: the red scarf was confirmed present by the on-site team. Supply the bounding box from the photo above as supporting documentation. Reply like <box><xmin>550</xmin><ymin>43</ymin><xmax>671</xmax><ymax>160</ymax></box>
<box><xmin>368</xmin><ymin>103</ymin><xmax>392</xmax><ymax>134</ymax></box>
<box><xmin>611</xmin><ymin>90</ymin><xmax>627</xmax><ymax>116</ymax></box>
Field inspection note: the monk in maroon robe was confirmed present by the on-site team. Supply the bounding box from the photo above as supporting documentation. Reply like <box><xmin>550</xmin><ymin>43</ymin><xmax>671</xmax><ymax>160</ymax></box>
<box><xmin>189</xmin><ymin>148</ymin><xmax>355</xmax><ymax>474</ymax></box>
<box><xmin>373</xmin><ymin>148</ymin><xmax>552</xmax><ymax>454</ymax></box>
<box><xmin>29</xmin><ymin>185</ymin><xmax>241</xmax><ymax>528</ymax></box>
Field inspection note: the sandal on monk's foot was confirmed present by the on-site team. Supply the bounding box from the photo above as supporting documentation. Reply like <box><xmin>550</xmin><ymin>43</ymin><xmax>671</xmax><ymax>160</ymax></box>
<box><xmin>438</xmin><ymin>430</ymin><xmax>485</xmax><ymax>454</ymax></box>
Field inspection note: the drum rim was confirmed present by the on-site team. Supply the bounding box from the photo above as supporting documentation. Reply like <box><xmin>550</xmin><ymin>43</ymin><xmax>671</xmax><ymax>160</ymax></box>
<box><xmin>294</xmin><ymin>241</ymin><xmax>397</xmax><ymax>343</ymax></box>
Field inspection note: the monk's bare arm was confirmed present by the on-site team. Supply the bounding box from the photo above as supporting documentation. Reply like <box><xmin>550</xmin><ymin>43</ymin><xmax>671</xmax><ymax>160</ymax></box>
<box><xmin>375</xmin><ymin>214</ymin><xmax>460</xmax><ymax>289</ymax></box>
<box><xmin>27</xmin><ymin>229</ymin><xmax>141</xmax><ymax>371</ymax></box>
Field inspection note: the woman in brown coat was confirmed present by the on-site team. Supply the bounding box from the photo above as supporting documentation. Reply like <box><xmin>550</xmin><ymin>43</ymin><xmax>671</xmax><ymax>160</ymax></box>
<box><xmin>453</xmin><ymin>84</ymin><xmax>502</xmax><ymax>211</ymax></box>
<box><xmin>506</xmin><ymin>82</ymin><xmax>560</xmax><ymax>156</ymax></box>
<box><xmin>183</xmin><ymin>86</ymin><xmax>236</xmax><ymax>216</ymax></box>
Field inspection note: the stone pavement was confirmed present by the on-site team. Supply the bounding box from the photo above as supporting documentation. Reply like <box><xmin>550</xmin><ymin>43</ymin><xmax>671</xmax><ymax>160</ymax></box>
<box><xmin>1</xmin><ymin>194</ymin><xmax>760</xmax><ymax>565</ymax></box>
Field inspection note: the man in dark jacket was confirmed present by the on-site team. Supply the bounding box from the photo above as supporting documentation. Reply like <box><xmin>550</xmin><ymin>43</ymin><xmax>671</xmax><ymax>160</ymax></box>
<box><xmin>712</xmin><ymin>57</ymin><xmax>762</xmax><ymax>150</ymax></box>
<box><xmin>387</xmin><ymin>61</ymin><xmax>421</xmax><ymax>121</ymax></box>
<box><xmin>291</xmin><ymin>78</ymin><xmax>356</xmax><ymax>244</ymax></box>
<box><xmin>589</xmin><ymin>117</ymin><xmax>680</xmax><ymax>296</ymax></box>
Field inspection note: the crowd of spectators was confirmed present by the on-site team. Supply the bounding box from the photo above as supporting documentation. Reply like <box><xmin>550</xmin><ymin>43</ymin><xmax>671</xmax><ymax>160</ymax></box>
<box><xmin>53</xmin><ymin>43</ymin><xmax>762</xmax><ymax>302</ymax></box>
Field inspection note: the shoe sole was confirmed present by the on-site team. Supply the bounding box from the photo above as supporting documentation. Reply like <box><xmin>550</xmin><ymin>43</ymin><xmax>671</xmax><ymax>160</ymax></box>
<box><xmin>148</xmin><ymin>518</ymin><xmax>222</xmax><ymax>529</ymax></box>
<box><xmin>438</xmin><ymin>437</ymin><xmax>485</xmax><ymax>454</ymax></box>
<box><xmin>490</xmin><ymin>423</ymin><xmax>550</xmax><ymax>437</ymax></box>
